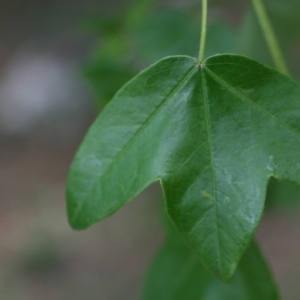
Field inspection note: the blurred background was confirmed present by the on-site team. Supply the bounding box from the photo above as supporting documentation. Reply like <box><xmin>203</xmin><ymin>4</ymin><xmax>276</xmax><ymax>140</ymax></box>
<box><xmin>0</xmin><ymin>0</ymin><xmax>300</xmax><ymax>299</ymax></box>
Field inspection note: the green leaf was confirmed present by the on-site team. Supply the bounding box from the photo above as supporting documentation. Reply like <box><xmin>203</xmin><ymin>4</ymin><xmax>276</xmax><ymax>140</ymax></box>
<box><xmin>67</xmin><ymin>54</ymin><xmax>300</xmax><ymax>280</ymax></box>
<box><xmin>141</xmin><ymin>233</ymin><xmax>279</xmax><ymax>300</ymax></box>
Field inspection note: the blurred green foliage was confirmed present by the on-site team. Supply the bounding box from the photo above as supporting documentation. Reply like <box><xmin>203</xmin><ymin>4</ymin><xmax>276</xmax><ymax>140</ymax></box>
<box><xmin>142</xmin><ymin>216</ymin><xmax>279</xmax><ymax>300</ymax></box>
<box><xmin>234</xmin><ymin>0</ymin><xmax>300</xmax><ymax>77</ymax></box>
<box><xmin>21</xmin><ymin>237</ymin><xmax>62</xmax><ymax>273</ymax></box>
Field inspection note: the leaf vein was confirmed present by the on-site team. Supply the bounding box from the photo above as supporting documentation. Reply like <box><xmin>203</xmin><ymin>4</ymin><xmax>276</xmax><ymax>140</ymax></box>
<box><xmin>175</xmin><ymin>141</ymin><xmax>208</xmax><ymax>172</ymax></box>
<box><xmin>200</xmin><ymin>67</ymin><xmax>223</xmax><ymax>276</ymax></box>
<box><xmin>71</xmin><ymin>64</ymin><xmax>198</xmax><ymax>222</ymax></box>
<box><xmin>204</xmin><ymin>67</ymin><xmax>300</xmax><ymax>137</ymax></box>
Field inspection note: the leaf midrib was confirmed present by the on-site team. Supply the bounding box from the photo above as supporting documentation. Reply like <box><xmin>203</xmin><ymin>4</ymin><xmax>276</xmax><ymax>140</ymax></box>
<box><xmin>200</xmin><ymin>67</ymin><xmax>223</xmax><ymax>278</ymax></box>
<box><xmin>71</xmin><ymin>64</ymin><xmax>198</xmax><ymax>224</ymax></box>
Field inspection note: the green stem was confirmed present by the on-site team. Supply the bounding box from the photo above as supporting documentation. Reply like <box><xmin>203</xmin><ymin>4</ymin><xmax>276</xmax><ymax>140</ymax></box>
<box><xmin>251</xmin><ymin>0</ymin><xmax>290</xmax><ymax>76</ymax></box>
<box><xmin>198</xmin><ymin>0</ymin><xmax>208</xmax><ymax>62</ymax></box>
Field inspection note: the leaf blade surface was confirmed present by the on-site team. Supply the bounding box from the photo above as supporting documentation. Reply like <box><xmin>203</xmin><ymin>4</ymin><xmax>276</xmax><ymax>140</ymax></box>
<box><xmin>67</xmin><ymin>54</ymin><xmax>300</xmax><ymax>280</ymax></box>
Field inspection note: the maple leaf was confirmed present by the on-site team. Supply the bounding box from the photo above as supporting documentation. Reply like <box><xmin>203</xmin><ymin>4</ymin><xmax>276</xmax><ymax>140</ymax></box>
<box><xmin>67</xmin><ymin>54</ymin><xmax>300</xmax><ymax>280</ymax></box>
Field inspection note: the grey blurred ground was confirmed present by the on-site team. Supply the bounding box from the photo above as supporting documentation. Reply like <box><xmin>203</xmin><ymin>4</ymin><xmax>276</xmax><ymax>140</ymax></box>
<box><xmin>0</xmin><ymin>0</ymin><xmax>300</xmax><ymax>299</ymax></box>
<box><xmin>0</xmin><ymin>1</ymin><xmax>164</xmax><ymax>299</ymax></box>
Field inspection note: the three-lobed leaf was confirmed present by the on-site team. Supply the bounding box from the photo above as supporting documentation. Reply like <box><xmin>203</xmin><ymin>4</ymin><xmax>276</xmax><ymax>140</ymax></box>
<box><xmin>67</xmin><ymin>54</ymin><xmax>300</xmax><ymax>281</ymax></box>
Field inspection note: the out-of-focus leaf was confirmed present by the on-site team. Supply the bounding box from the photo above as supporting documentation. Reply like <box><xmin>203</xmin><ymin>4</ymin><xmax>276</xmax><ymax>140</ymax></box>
<box><xmin>134</xmin><ymin>10</ymin><xmax>199</xmax><ymax>62</ymax></box>
<box><xmin>205</xmin><ymin>22</ymin><xmax>236</xmax><ymax>58</ymax></box>
<box><xmin>141</xmin><ymin>232</ymin><xmax>279</xmax><ymax>300</ymax></box>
